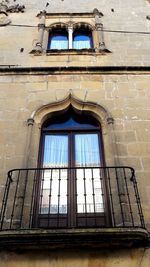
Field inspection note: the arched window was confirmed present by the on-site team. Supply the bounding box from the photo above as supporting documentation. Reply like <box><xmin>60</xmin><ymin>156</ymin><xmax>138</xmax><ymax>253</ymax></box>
<box><xmin>35</xmin><ymin>108</ymin><xmax>110</xmax><ymax>228</ymax></box>
<box><xmin>73</xmin><ymin>27</ymin><xmax>93</xmax><ymax>49</ymax></box>
<box><xmin>47</xmin><ymin>28</ymin><xmax>68</xmax><ymax>50</ymax></box>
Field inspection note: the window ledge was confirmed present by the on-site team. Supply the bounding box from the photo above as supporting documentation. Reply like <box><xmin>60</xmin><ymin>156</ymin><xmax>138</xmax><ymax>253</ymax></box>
<box><xmin>46</xmin><ymin>48</ymin><xmax>111</xmax><ymax>55</ymax></box>
<box><xmin>0</xmin><ymin>228</ymin><xmax>148</xmax><ymax>250</ymax></box>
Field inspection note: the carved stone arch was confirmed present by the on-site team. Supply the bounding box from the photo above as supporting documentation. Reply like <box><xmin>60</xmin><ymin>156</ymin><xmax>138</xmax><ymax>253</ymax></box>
<box><xmin>73</xmin><ymin>22</ymin><xmax>94</xmax><ymax>31</ymax></box>
<box><xmin>26</xmin><ymin>93</ymin><xmax>116</xmax><ymax>168</ymax></box>
<box><xmin>47</xmin><ymin>22</ymin><xmax>68</xmax><ymax>31</ymax></box>
<box><xmin>32</xmin><ymin>93</ymin><xmax>113</xmax><ymax>129</ymax></box>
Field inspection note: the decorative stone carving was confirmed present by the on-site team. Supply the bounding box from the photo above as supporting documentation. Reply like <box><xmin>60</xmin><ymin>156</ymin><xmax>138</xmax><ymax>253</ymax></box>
<box><xmin>93</xmin><ymin>8</ymin><xmax>104</xmax><ymax>19</ymax></box>
<box><xmin>0</xmin><ymin>12</ymin><xmax>11</xmax><ymax>26</ymax></box>
<box><xmin>0</xmin><ymin>0</ymin><xmax>25</xmax><ymax>14</ymax></box>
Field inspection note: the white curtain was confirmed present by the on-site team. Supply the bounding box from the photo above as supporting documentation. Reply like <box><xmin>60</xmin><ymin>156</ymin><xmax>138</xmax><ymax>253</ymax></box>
<box><xmin>75</xmin><ymin>134</ymin><xmax>103</xmax><ymax>213</ymax></box>
<box><xmin>43</xmin><ymin>135</ymin><xmax>68</xmax><ymax>167</ymax></box>
<box><xmin>41</xmin><ymin>135</ymin><xmax>68</xmax><ymax>214</ymax></box>
<box><xmin>50</xmin><ymin>40</ymin><xmax>68</xmax><ymax>50</ymax></box>
<box><xmin>75</xmin><ymin>134</ymin><xmax>101</xmax><ymax>167</ymax></box>
<box><xmin>73</xmin><ymin>40</ymin><xmax>91</xmax><ymax>49</ymax></box>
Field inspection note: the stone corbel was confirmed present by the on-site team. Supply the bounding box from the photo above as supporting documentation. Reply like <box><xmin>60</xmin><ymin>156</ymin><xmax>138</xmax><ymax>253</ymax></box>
<box><xmin>30</xmin><ymin>10</ymin><xmax>46</xmax><ymax>54</ymax></box>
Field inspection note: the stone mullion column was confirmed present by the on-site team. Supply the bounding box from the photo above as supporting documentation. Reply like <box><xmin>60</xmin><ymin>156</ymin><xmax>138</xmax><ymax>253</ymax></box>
<box><xmin>31</xmin><ymin>11</ymin><xmax>46</xmax><ymax>53</ymax></box>
<box><xmin>68</xmin><ymin>25</ymin><xmax>73</xmax><ymax>49</ymax></box>
<box><xmin>93</xmin><ymin>8</ymin><xmax>106</xmax><ymax>51</ymax></box>
<box><xmin>25</xmin><ymin>118</ymin><xmax>35</xmax><ymax>168</ymax></box>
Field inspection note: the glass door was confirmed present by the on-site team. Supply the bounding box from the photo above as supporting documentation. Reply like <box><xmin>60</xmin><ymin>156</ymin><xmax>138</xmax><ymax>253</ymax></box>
<box><xmin>40</xmin><ymin>135</ymin><xmax>68</xmax><ymax>215</ymax></box>
<box><xmin>75</xmin><ymin>133</ymin><xmax>104</xmax><ymax>213</ymax></box>
<box><xmin>35</xmin><ymin>110</ymin><xmax>109</xmax><ymax>228</ymax></box>
<box><xmin>37</xmin><ymin>134</ymin><xmax>69</xmax><ymax>228</ymax></box>
<box><xmin>75</xmin><ymin>133</ymin><xmax>105</xmax><ymax>227</ymax></box>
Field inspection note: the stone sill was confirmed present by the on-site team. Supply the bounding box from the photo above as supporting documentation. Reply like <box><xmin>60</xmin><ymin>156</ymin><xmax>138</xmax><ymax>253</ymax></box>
<box><xmin>46</xmin><ymin>48</ymin><xmax>110</xmax><ymax>56</ymax></box>
<box><xmin>0</xmin><ymin>228</ymin><xmax>148</xmax><ymax>250</ymax></box>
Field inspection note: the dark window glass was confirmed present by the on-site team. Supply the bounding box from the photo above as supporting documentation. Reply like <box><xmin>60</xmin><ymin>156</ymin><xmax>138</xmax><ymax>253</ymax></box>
<box><xmin>43</xmin><ymin>110</ymin><xmax>99</xmax><ymax>130</ymax></box>
<box><xmin>48</xmin><ymin>29</ymin><xmax>68</xmax><ymax>50</ymax></box>
<box><xmin>73</xmin><ymin>28</ymin><xmax>93</xmax><ymax>49</ymax></box>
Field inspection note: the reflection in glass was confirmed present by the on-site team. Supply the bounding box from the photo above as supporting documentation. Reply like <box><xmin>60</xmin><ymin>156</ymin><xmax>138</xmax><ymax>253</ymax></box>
<box><xmin>75</xmin><ymin>134</ymin><xmax>104</xmax><ymax>213</ymax></box>
<box><xmin>40</xmin><ymin>135</ymin><xmax>68</xmax><ymax>214</ymax></box>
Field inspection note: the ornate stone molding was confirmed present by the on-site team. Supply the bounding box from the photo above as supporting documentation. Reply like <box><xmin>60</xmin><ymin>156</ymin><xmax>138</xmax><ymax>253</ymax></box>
<box><xmin>93</xmin><ymin>8</ymin><xmax>104</xmax><ymax>18</ymax></box>
<box><xmin>0</xmin><ymin>0</ymin><xmax>25</xmax><ymax>26</ymax></box>
<box><xmin>32</xmin><ymin>92</ymin><xmax>113</xmax><ymax>127</ymax></box>
<box><xmin>0</xmin><ymin>0</ymin><xmax>25</xmax><ymax>14</ymax></box>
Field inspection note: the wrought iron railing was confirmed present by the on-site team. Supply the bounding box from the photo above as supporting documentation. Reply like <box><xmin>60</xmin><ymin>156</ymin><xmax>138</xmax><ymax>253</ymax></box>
<box><xmin>0</xmin><ymin>166</ymin><xmax>145</xmax><ymax>230</ymax></box>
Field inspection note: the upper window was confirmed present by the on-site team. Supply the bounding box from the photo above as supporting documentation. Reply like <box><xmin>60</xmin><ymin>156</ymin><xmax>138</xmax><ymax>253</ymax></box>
<box><xmin>31</xmin><ymin>11</ymin><xmax>111</xmax><ymax>55</ymax></box>
<box><xmin>47</xmin><ymin>26</ymin><xmax>93</xmax><ymax>51</ymax></box>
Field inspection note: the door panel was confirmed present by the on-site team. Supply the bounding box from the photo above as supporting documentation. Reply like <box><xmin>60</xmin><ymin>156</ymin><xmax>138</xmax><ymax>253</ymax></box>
<box><xmin>36</xmin><ymin>125</ymin><xmax>109</xmax><ymax>228</ymax></box>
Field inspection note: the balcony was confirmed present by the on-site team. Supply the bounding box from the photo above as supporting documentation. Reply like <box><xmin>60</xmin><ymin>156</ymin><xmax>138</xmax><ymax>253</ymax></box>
<box><xmin>0</xmin><ymin>166</ymin><xmax>148</xmax><ymax>249</ymax></box>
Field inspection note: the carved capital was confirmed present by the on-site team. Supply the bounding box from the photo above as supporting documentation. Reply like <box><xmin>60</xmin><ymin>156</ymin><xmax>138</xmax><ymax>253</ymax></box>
<box><xmin>38</xmin><ymin>23</ymin><xmax>45</xmax><ymax>30</ymax></box>
<box><xmin>107</xmin><ymin>117</ymin><xmax>114</xmax><ymax>125</ymax></box>
<box><xmin>27</xmin><ymin>118</ymin><xmax>34</xmax><ymax>126</ymax></box>
<box><xmin>67</xmin><ymin>21</ymin><xmax>74</xmax><ymax>32</ymax></box>
<box><xmin>95</xmin><ymin>23</ymin><xmax>103</xmax><ymax>30</ymax></box>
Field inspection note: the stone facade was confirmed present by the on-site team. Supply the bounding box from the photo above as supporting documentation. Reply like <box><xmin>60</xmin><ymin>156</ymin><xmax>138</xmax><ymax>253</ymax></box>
<box><xmin>0</xmin><ymin>0</ymin><xmax>150</xmax><ymax>266</ymax></box>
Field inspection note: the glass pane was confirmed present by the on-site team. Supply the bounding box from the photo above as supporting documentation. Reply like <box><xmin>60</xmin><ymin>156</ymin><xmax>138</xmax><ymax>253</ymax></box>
<box><xmin>75</xmin><ymin>134</ymin><xmax>104</xmax><ymax>213</ymax></box>
<box><xmin>40</xmin><ymin>135</ymin><xmax>68</xmax><ymax>214</ymax></box>
<box><xmin>73</xmin><ymin>33</ymin><xmax>92</xmax><ymax>49</ymax></box>
<box><xmin>48</xmin><ymin>32</ymin><xmax>68</xmax><ymax>50</ymax></box>
<box><xmin>43</xmin><ymin>135</ymin><xmax>68</xmax><ymax>167</ymax></box>
<box><xmin>75</xmin><ymin>134</ymin><xmax>101</xmax><ymax>167</ymax></box>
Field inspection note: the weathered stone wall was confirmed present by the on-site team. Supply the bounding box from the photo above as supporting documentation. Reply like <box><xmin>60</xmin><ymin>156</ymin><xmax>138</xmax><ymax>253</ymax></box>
<box><xmin>0</xmin><ymin>0</ymin><xmax>150</xmax><ymax>266</ymax></box>
<box><xmin>0</xmin><ymin>247</ymin><xmax>150</xmax><ymax>267</ymax></box>
<box><xmin>0</xmin><ymin>72</ymin><xmax>150</xmax><ymax>228</ymax></box>
<box><xmin>0</xmin><ymin>0</ymin><xmax>149</xmax><ymax>66</ymax></box>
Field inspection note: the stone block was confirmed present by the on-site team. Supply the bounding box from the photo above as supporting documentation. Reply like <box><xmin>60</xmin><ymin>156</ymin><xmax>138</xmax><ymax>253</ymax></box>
<box><xmin>127</xmin><ymin>143</ymin><xmax>150</xmax><ymax>156</ymax></box>
<box><xmin>141</xmin><ymin>157</ymin><xmax>150</xmax><ymax>170</ymax></box>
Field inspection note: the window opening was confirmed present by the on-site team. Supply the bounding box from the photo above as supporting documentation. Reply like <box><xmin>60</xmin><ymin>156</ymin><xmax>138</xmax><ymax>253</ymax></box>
<box><xmin>35</xmin><ymin>109</ymin><xmax>109</xmax><ymax>228</ymax></box>
<box><xmin>48</xmin><ymin>29</ymin><xmax>68</xmax><ymax>50</ymax></box>
<box><xmin>73</xmin><ymin>28</ymin><xmax>93</xmax><ymax>49</ymax></box>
